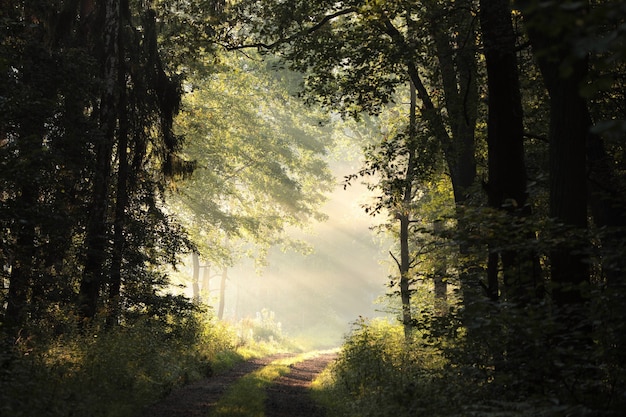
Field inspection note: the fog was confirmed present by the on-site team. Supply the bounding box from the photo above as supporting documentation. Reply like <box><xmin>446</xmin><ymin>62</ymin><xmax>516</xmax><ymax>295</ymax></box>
<box><xmin>224</xmin><ymin>154</ymin><xmax>388</xmax><ymax>345</ymax></box>
<box><xmin>173</xmin><ymin>153</ymin><xmax>393</xmax><ymax>348</ymax></box>
<box><xmin>229</xmin><ymin>167</ymin><xmax>390</xmax><ymax>346</ymax></box>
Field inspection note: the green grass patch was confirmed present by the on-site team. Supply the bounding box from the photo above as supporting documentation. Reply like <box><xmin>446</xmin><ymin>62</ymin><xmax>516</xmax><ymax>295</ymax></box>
<box><xmin>310</xmin><ymin>363</ymin><xmax>337</xmax><ymax>410</ymax></box>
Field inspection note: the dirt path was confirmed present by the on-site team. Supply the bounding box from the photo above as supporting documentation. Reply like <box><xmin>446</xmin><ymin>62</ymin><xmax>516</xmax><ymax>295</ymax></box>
<box><xmin>137</xmin><ymin>353</ymin><xmax>294</xmax><ymax>417</ymax></box>
<box><xmin>265</xmin><ymin>352</ymin><xmax>338</xmax><ymax>417</ymax></box>
<box><xmin>136</xmin><ymin>351</ymin><xmax>337</xmax><ymax>417</ymax></box>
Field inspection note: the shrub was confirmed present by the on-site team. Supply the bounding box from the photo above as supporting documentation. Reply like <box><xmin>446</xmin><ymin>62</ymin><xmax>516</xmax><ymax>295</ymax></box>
<box><xmin>317</xmin><ymin>317</ymin><xmax>449</xmax><ymax>417</ymax></box>
<box><xmin>0</xmin><ymin>309</ymin><xmax>239</xmax><ymax>417</ymax></box>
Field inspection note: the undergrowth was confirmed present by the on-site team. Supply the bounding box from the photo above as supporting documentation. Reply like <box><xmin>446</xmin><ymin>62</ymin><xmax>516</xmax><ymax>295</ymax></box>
<box><xmin>312</xmin><ymin>315</ymin><xmax>626</xmax><ymax>417</ymax></box>
<box><xmin>312</xmin><ymin>317</ymin><xmax>451</xmax><ymax>417</ymax></box>
<box><xmin>0</xmin><ymin>308</ymin><xmax>295</xmax><ymax>417</ymax></box>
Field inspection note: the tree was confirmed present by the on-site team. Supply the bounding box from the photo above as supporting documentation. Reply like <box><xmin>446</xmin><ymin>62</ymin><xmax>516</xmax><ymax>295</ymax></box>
<box><xmin>480</xmin><ymin>0</ymin><xmax>541</xmax><ymax>302</ymax></box>
<box><xmin>1</xmin><ymin>0</ymin><xmax>200</xmax><ymax>333</ymax></box>
<box><xmin>229</xmin><ymin>0</ymin><xmax>478</xmax><ymax>205</ymax></box>
<box><xmin>1</xmin><ymin>0</ymin><xmax>98</xmax><ymax>333</ymax></box>
<box><xmin>168</xmin><ymin>50</ymin><xmax>334</xmax><ymax>296</ymax></box>
<box><xmin>345</xmin><ymin>82</ymin><xmax>445</xmax><ymax>337</ymax></box>
<box><xmin>227</xmin><ymin>0</ymin><xmax>482</xmax><ymax>326</ymax></box>
<box><xmin>517</xmin><ymin>1</ymin><xmax>591</xmax><ymax>313</ymax></box>
<box><xmin>78</xmin><ymin>0</ymin><xmax>121</xmax><ymax>321</ymax></box>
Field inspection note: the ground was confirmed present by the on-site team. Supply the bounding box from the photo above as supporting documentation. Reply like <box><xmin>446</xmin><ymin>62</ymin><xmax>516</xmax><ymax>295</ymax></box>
<box><xmin>137</xmin><ymin>352</ymin><xmax>338</xmax><ymax>417</ymax></box>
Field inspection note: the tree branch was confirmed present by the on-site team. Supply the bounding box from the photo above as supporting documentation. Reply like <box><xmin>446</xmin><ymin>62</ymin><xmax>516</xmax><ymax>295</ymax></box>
<box><xmin>226</xmin><ymin>7</ymin><xmax>357</xmax><ymax>51</ymax></box>
<box><xmin>379</xmin><ymin>17</ymin><xmax>454</xmax><ymax>158</ymax></box>
<box><xmin>390</xmin><ymin>250</ymin><xmax>401</xmax><ymax>270</ymax></box>
<box><xmin>523</xmin><ymin>132</ymin><xmax>549</xmax><ymax>143</ymax></box>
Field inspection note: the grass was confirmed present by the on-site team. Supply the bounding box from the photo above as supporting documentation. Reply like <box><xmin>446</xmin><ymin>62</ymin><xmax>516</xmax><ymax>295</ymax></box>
<box><xmin>0</xmin><ymin>310</ymin><xmax>305</xmax><ymax>417</ymax></box>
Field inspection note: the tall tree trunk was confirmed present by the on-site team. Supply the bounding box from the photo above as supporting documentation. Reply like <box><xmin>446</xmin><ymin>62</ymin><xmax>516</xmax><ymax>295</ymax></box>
<box><xmin>480</xmin><ymin>0</ymin><xmax>547</xmax><ymax>380</ymax></box>
<box><xmin>426</xmin><ymin>3</ymin><xmax>478</xmax><ymax>206</ymax></box>
<box><xmin>586</xmin><ymin>120</ymin><xmax>626</xmax><ymax>285</ymax></box>
<box><xmin>548</xmin><ymin>76</ymin><xmax>589</xmax><ymax>307</ymax></box>
<box><xmin>217</xmin><ymin>267</ymin><xmax>227</xmax><ymax>320</ymax></box>
<box><xmin>108</xmin><ymin>73</ymin><xmax>129</xmax><ymax>327</ymax></box>
<box><xmin>79</xmin><ymin>0</ymin><xmax>120</xmax><ymax>321</ymax></box>
<box><xmin>399</xmin><ymin>82</ymin><xmax>419</xmax><ymax>338</ymax></box>
<box><xmin>191</xmin><ymin>252</ymin><xmax>201</xmax><ymax>304</ymax></box>
<box><xmin>383</xmin><ymin>12</ymin><xmax>480</xmax><ymax>318</ymax></box>
<box><xmin>518</xmin><ymin>3</ymin><xmax>592</xmax><ymax>360</ymax></box>
<box><xmin>519</xmin><ymin>1</ymin><xmax>590</xmax><ymax>308</ymax></box>
<box><xmin>397</xmin><ymin>214</ymin><xmax>412</xmax><ymax>338</ymax></box>
<box><xmin>480</xmin><ymin>0</ymin><xmax>539</xmax><ymax>302</ymax></box>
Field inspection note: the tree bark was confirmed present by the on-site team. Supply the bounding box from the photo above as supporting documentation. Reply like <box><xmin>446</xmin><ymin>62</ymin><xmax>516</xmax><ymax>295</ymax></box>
<box><xmin>382</xmin><ymin>12</ymin><xmax>480</xmax><ymax>325</ymax></box>
<box><xmin>480</xmin><ymin>0</ymin><xmax>540</xmax><ymax>302</ymax></box>
<box><xmin>519</xmin><ymin>0</ymin><xmax>590</xmax><ymax>307</ymax></box>
<box><xmin>480</xmin><ymin>0</ymin><xmax>548</xmax><ymax>376</ymax></box>
<box><xmin>398</xmin><ymin>214</ymin><xmax>412</xmax><ymax>338</ymax></box>
<box><xmin>108</xmin><ymin>77</ymin><xmax>129</xmax><ymax>327</ymax></box>
<box><xmin>79</xmin><ymin>0</ymin><xmax>120</xmax><ymax>321</ymax></box>
<box><xmin>426</xmin><ymin>4</ymin><xmax>478</xmax><ymax>205</ymax></box>
<box><xmin>402</xmin><ymin>82</ymin><xmax>420</xmax><ymax>337</ymax></box>
<box><xmin>586</xmin><ymin>117</ymin><xmax>626</xmax><ymax>286</ymax></box>
<box><xmin>217</xmin><ymin>267</ymin><xmax>227</xmax><ymax>319</ymax></box>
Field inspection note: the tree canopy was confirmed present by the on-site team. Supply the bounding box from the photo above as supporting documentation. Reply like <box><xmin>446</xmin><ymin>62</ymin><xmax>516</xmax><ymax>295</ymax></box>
<box><xmin>170</xmin><ymin>51</ymin><xmax>334</xmax><ymax>265</ymax></box>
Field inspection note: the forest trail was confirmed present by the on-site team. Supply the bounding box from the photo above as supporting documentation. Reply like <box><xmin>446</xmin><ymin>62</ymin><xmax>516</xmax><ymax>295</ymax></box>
<box><xmin>264</xmin><ymin>352</ymin><xmax>337</xmax><ymax>417</ymax></box>
<box><xmin>137</xmin><ymin>351</ymin><xmax>338</xmax><ymax>417</ymax></box>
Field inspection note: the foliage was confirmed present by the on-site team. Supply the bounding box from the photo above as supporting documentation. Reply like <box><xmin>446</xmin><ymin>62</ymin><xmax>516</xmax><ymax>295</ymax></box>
<box><xmin>0</xmin><ymin>307</ymin><xmax>313</xmax><ymax>417</ymax></box>
<box><xmin>0</xmin><ymin>310</ymin><xmax>238</xmax><ymax>417</ymax></box>
<box><xmin>313</xmin><ymin>318</ymin><xmax>449</xmax><ymax>417</ymax></box>
<box><xmin>0</xmin><ymin>0</ymin><xmax>200</xmax><ymax>333</ymax></box>
<box><xmin>169</xmin><ymin>49</ymin><xmax>334</xmax><ymax>267</ymax></box>
<box><xmin>315</xmin><ymin>314</ymin><xmax>626</xmax><ymax>417</ymax></box>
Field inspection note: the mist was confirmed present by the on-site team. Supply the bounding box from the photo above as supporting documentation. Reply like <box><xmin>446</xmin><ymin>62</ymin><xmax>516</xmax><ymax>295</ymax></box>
<box><xmin>231</xmin><ymin>173</ymin><xmax>389</xmax><ymax>345</ymax></box>
<box><xmin>173</xmin><ymin>151</ymin><xmax>393</xmax><ymax>348</ymax></box>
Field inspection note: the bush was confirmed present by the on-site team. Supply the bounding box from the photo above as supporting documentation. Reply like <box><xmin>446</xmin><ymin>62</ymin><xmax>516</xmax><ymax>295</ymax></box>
<box><xmin>316</xmin><ymin>317</ymin><xmax>449</xmax><ymax>417</ymax></box>
<box><xmin>315</xmin><ymin>303</ymin><xmax>626</xmax><ymax>417</ymax></box>
<box><xmin>0</xmin><ymin>310</ymin><xmax>238</xmax><ymax>417</ymax></box>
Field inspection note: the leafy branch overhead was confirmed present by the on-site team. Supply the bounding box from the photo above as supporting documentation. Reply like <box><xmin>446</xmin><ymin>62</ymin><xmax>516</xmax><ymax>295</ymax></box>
<box><xmin>169</xmin><ymin>50</ymin><xmax>334</xmax><ymax>264</ymax></box>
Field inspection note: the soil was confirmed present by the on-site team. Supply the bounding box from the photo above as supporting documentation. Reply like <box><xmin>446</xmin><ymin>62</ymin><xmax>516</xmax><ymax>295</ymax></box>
<box><xmin>137</xmin><ymin>352</ymin><xmax>338</xmax><ymax>417</ymax></box>
<box><xmin>265</xmin><ymin>352</ymin><xmax>338</xmax><ymax>417</ymax></box>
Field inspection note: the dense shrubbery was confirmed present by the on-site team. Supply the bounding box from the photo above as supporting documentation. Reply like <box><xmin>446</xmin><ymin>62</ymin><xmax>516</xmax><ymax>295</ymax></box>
<box><xmin>0</xmin><ymin>311</ymin><xmax>250</xmax><ymax>417</ymax></box>
<box><xmin>314</xmin><ymin>313</ymin><xmax>626</xmax><ymax>417</ymax></box>
<box><xmin>315</xmin><ymin>318</ymin><xmax>453</xmax><ymax>417</ymax></box>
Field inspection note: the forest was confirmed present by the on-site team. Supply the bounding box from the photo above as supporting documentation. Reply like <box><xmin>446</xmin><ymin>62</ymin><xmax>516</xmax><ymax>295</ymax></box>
<box><xmin>1</xmin><ymin>0</ymin><xmax>626</xmax><ymax>416</ymax></box>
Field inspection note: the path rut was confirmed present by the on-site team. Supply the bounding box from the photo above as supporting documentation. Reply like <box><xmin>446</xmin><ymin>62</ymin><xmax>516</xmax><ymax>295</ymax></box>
<box><xmin>265</xmin><ymin>352</ymin><xmax>337</xmax><ymax>417</ymax></box>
